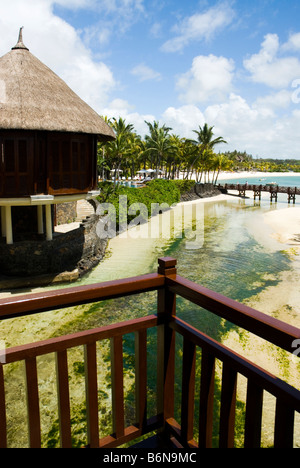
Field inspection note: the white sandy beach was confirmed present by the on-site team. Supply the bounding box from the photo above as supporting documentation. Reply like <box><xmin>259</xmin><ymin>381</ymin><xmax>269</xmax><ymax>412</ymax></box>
<box><xmin>216</xmin><ymin>170</ymin><xmax>297</xmax><ymax>181</ymax></box>
<box><xmin>264</xmin><ymin>207</ymin><xmax>300</xmax><ymax>245</ymax></box>
<box><xmin>215</xmin><ymin>170</ymin><xmax>300</xmax><ymax>247</ymax></box>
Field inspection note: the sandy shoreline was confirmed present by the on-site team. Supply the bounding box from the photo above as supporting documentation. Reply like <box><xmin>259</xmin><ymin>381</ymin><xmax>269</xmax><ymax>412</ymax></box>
<box><xmin>216</xmin><ymin>170</ymin><xmax>298</xmax><ymax>181</ymax></box>
<box><xmin>216</xmin><ymin>170</ymin><xmax>300</xmax><ymax>247</ymax></box>
<box><xmin>263</xmin><ymin>207</ymin><xmax>300</xmax><ymax>245</ymax></box>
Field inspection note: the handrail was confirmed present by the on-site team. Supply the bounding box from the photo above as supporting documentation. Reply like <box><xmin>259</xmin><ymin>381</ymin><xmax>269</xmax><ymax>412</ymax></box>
<box><xmin>0</xmin><ymin>273</ymin><xmax>164</xmax><ymax>320</ymax></box>
<box><xmin>3</xmin><ymin>315</ymin><xmax>158</xmax><ymax>364</ymax></box>
<box><xmin>166</xmin><ymin>275</ymin><xmax>300</xmax><ymax>353</ymax></box>
<box><xmin>217</xmin><ymin>182</ymin><xmax>300</xmax><ymax>194</ymax></box>
<box><xmin>170</xmin><ymin>316</ymin><xmax>300</xmax><ymax>410</ymax></box>
<box><xmin>0</xmin><ymin>257</ymin><xmax>300</xmax><ymax>448</ymax></box>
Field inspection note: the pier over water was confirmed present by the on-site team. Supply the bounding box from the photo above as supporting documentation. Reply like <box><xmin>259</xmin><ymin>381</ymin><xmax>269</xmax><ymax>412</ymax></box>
<box><xmin>217</xmin><ymin>183</ymin><xmax>300</xmax><ymax>203</ymax></box>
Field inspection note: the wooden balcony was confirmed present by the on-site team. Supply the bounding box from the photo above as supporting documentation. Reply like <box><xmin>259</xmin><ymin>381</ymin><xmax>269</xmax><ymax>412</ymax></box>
<box><xmin>0</xmin><ymin>257</ymin><xmax>299</xmax><ymax>449</ymax></box>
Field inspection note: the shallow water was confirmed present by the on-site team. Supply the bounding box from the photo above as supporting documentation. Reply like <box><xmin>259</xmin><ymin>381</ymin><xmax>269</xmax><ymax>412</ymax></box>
<box><xmin>77</xmin><ymin>191</ymin><xmax>300</xmax><ymax>447</ymax></box>
<box><xmin>1</xmin><ymin>191</ymin><xmax>300</xmax><ymax>447</ymax></box>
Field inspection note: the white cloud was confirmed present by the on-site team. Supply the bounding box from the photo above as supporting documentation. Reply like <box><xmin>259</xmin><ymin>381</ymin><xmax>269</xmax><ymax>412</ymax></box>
<box><xmin>102</xmin><ymin>99</ymin><xmax>155</xmax><ymax>137</ymax></box>
<box><xmin>282</xmin><ymin>32</ymin><xmax>300</xmax><ymax>51</ymax></box>
<box><xmin>53</xmin><ymin>0</ymin><xmax>94</xmax><ymax>8</ymax></box>
<box><xmin>203</xmin><ymin>93</ymin><xmax>300</xmax><ymax>157</ymax></box>
<box><xmin>102</xmin><ymin>98</ymin><xmax>135</xmax><ymax>118</ymax></box>
<box><xmin>161</xmin><ymin>2</ymin><xmax>235</xmax><ymax>53</ymax></box>
<box><xmin>150</xmin><ymin>22</ymin><xmax>163</xmax><ymax>38</ymax></box>
<box><xmin>131</xmin><ymin>63</ymin><xmax>162</xmax><ymax>82</ymax></box>
<box><xmin>253</xmin><ymin>90</ymin><xmax>292</xmax><ymax>115</ymax></box>
<box><xmin>244</xmin><ymin>33</ymin><xmax>300</xmax><ymax>88</ymax></box>
<box><xmin>81</xmin><ymin>24</ymin><xmax>112</xmax><ymax>47</ymax></box>
<box><xmin>54</xmin><ymin>0</ymin><xmax>144</xmax><ymax>13</ymax></box>
<box><xmin>75</xmin><ymin>0</ymin><xmax>146</xmax><ymax>51</ymax></box>
<box><xmin>0</xmin><ymin>0</ymin><xmax>116</xmax><ymax>112</ymax></box>
<box><xmin>159</xmin><ymin>91</ymin><xmax>300</xmax><ymax>158</ymax></box>
<box><xmin>162</xmin><ymin>105</ymin><xmax>205</xmax><ymax>139</ymax></box>
<box><xmin>177</xmin><ymin>54</ymin><xmax>235</xmax><ymax>104</ymax></box>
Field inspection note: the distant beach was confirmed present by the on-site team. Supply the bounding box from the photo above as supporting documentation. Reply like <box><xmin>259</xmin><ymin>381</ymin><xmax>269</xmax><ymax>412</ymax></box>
<box><xmin>216</xmin><ymin>171</ymin><xmax>299</xmax><ymax>182</ymax></box>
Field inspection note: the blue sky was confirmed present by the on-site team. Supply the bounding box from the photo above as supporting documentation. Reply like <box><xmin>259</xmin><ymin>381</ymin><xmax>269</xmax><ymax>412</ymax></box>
<box><xmin>1</xmin><ymin>0</ymin><xmax>300</xmax><ymax>159</ymax></box>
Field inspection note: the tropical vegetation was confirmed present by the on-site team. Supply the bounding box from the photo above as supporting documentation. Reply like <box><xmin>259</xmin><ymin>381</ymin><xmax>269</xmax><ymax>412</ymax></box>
<box><xmin>98</xmin><ymin>117</ymin><xmax>300</xmax><ymax>186</ymax></box>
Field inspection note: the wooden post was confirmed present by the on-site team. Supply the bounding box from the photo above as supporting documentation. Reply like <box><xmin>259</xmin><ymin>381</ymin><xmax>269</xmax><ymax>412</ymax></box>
<box><xmin>37</xmin><ymin>205</ymin><xmax>44</xmax><ymax>235</ymax></box>
<box><xmin>270</xmin><ymin>190</ymin><xmax>278</xmax><ymax>203</ymax></box>
<box><xmin>1</xmin><ymin>207</ymin><xmax>6</xmax><ymax>238</ymax></box>
<box><xmin>45</xmin><ymin>204</ymin><xmax>53</xmax><ymax>241</ymax></box>
<box><xmin>157</xmin><ymin>257</ymin><xmax>177</xmax><ymax>441</ymax></box>
<box><xmin>5</xmin><ymin>206</ymin><xmax>13</xmax><ymax>245</ymax></box>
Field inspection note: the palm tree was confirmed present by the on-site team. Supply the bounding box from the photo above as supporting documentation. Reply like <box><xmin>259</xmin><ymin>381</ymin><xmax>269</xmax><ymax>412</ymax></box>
<box><xmin>144</xmin><ymin>121</ymin><xmax>176</xmax><ymax>175</ymax></box>
<box><xmin>192</xmin><ymin>123</ymin><xmax>227</xmax><ymax>151</ymax></box>
<box><xmin>188</xmin><ymin>123</ymin><xmax>227</xmax><ymax>181</ymax></box>
<box><xmin>126</xmin><ymin>132</ymin><xmax>144</xmax><ymax>179</ymax></box>
<box><xmin>105</xmin><ymin>117</ymin><xmax>135</xmax><ymax>183</ymax></box>
<box><xmin>166</xmin><ymin>134</ymin><xmax>183</xmax><ymax>179</ymax></box>
<box><xmin>195</xmin><ymin>148</ymin><xmax>214</xmax><ymax>183</ymax></box>
<box><xmin>98</xmin><ymin>116</ymin><xmax>114</xmax><ymax>180</ymax></box>
<box><xmin>211</xmin><ymin>154</ymin><xmax>232</xmax><ymax>184</ymax></box>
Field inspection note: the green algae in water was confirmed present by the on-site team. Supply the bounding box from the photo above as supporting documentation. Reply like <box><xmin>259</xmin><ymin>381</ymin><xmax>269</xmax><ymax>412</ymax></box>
<box><xmin>2</xmin><ymin>197</ymin><xmax>299</xmax><ymax>447</ymax></box>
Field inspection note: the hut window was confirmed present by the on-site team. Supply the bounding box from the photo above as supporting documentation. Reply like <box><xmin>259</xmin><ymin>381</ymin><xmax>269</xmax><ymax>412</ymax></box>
<box><xmin>52</xmin><ymin>141</ymin><xmax>60</xmax><ymax>172</ymax></box>
<box><xmin>72</xmin><ymin>142</ymin><xmax>79</xmax><ymax>171</ymax></box>
<box><xmin>80</xmin><ymin>143</ymin><xmax>86</xmax><ymax>171</ymax></box>
<box><xmin>62</xmin><ymin>141</ymin><xmax>70</xmax><ymax>172</ymax></box>
<box><xmin>0</xmin><ymin>135</ymin><xmax>34</xmax><ymax>197</ymax></box>
<box><xmin>48</xmin><ymin>134</ymin><xmax>93</xmax><ymax>194</ymax></box>
<box><xmin>18</xmin><ymin>140</ymin><xmax>28</xmax><ymax>172</ymax></box>
<box><xmin>4</xmin><ymin>140</ymin><xmax>15</xmax><ymax>172</ymax></box>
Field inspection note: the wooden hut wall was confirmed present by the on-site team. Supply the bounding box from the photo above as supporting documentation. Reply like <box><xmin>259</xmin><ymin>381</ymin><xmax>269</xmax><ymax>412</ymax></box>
<box><xmin>48</xmin><ymin>132</ymin><xmax>97</xmax><ymax>195</ymax></box>
<box><xmin>0</xmin><ymin>131</ymin><xmax>98</xmax><ymax>197</ymax></box>
<box><xmin>0</xmin><ymin>131</ymin><xmax>35</xmax><ymax>197</ymax></box>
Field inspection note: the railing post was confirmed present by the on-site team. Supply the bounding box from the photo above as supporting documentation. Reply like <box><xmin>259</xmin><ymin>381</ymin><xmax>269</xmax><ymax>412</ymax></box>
<box><xmin>157</xmin><ymin>257</ymin><xmax>177</xmax><ymax>441</ymax></box>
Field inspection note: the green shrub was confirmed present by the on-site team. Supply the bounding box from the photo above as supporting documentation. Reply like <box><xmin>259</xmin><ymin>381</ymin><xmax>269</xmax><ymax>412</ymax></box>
<box><xmin>172</xmin><ymin>179</ymin><xmax>195</xmax><ymax>194</ymax></box>
<box><xmin>98</xmin><ymin>179</ymin><xmax>181</xmax><ymax>230</ymax></box>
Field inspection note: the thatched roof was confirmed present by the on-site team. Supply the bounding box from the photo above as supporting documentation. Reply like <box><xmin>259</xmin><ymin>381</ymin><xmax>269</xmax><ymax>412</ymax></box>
<box><xmin>0</xmin><ymin>29</ymin><xmax>115</xmax><ymax>140</ymax></box>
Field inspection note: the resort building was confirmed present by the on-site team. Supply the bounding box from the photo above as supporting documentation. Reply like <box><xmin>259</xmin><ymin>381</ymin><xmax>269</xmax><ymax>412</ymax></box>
<box><xmin>0</xmin><ymin>29</ymin><xmax>115</xmax><ymax>279</ymax></box>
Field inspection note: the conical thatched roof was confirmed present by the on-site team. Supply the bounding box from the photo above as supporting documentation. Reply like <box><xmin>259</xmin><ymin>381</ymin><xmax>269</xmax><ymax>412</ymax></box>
<box><xmin>0</xmin><ymin>29</ymin><xmax>115</xmax><ymax>140</ymax></box>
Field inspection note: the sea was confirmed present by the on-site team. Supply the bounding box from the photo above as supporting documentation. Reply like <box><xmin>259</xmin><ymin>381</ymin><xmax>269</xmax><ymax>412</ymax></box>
<box><xmin>218</xmin><ymin>173</ymin><xmax>300</xmax><ymax>187</ymax></box>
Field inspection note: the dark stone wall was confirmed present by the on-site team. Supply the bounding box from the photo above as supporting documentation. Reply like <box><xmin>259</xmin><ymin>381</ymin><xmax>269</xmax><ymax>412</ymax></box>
<box><xmin>56</xmin><ymin>202</ymin><xmax>77</xmax><ymax>225</ymax></box>
<box><xmin>194</xmin><ymin>183</ymin><xmax>222</xmax><ymax>198</ymax></box>
<box><xmin>180</xmin><ymin>183</ymin><xmax>221</xmax><ymax>201</ymax></box>
<box><xmin>0</xmin><ymin>214</ymin><xmax>108</xmax><ymax>278</ymax></box>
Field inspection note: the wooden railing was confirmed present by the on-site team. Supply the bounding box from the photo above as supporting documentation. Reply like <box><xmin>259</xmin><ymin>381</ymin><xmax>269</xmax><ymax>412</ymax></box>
<box><xmin>217</xmin><ymin>183</ymin><xmax>300</xmax><ymax>203</ymax></box>
<box><xmin>0</xmin><ymin>257</ymin><xmax>299</xmax><ymax>448</ymax></box>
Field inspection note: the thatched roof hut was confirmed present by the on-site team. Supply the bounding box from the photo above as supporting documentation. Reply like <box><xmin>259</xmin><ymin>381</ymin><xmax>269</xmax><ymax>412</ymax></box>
<box><xmin>0</xmin><ymin>28</ymin><xmax>115</xmax><ymax>140</ymax></box>
<box><xmin>0</xmin><ymin>29</ymin><xmax>115</xmax><ymax>246</ymax></box>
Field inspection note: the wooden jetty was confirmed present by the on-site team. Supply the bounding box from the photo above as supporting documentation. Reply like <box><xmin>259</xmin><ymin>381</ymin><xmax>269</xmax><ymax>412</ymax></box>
<box><xmin>217</xmin><ymin>183</ymin><xmax>300</xmax><ymax>203</ymax></box>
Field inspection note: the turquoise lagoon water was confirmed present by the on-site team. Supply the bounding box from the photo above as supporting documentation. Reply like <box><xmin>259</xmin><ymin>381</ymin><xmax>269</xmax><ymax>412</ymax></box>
<box><xmin>218</xmin><ymin>173</ymin><xmax>300</xmax><ymax>187</ymax></box>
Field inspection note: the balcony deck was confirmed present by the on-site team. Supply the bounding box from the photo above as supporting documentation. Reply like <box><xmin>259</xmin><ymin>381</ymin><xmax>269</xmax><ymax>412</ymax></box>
<box><xmin>0</xmin><ymin>257</ymin><xmax>299</xmax><ymax>449</ymax></box>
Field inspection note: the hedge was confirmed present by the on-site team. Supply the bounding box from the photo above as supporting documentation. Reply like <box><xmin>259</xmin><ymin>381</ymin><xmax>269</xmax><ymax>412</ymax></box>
<box><xmin>98</xmin><ymin>179</ymin><xmax>181</xmax><ymax>230</ymax></box>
